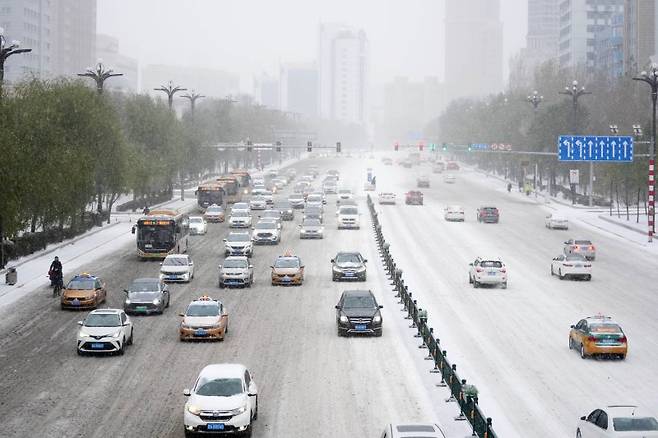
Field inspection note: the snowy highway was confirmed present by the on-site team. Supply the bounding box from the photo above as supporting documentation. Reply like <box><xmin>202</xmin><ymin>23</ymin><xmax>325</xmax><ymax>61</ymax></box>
<box><xmin>372</xmin><ymin>157</ymin><xmax>658</xmax><ymax>437</ymax></box>
<box><xmin>0</xmin><ymin>157</ymin><xmax>471</xmax><ymax>438</ymax></box>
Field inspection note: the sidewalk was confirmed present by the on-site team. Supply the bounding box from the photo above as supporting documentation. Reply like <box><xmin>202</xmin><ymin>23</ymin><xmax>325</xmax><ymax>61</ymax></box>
<box><xmin>0</xmin><ymin>156</ymin><xmax>303</xmax><ymax>309</ymax></box>
<box><xmin>463</xmin><ymin>163</ymin><xmax>657</xmax><ymax>253</ymax></box>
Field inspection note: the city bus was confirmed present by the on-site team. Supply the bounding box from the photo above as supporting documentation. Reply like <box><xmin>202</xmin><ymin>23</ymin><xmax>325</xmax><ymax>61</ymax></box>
<box><xmin>195</xmin><ymin>182</ymin><xmax>225</xmax><ymax>211</ymax></box>
<box><xmin>230</xmin><ymin>169</ymin><xmax>252</xmax><ymax>188</ymax></box>
<box><xmin>216</xmin><ymin>175</ymin><xmax>241</xmax><ymax>204</ymax></box>
<box><xmin>132</xmin><ymin>209</ymin><xmax>190</xmax><ymax>259</ymax></box>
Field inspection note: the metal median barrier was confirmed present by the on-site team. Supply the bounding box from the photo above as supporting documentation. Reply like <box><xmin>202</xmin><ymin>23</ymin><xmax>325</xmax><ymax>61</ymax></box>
<box><xmin>367</xmin><ymin>194</ymin><xmax>498</xmax><ymax>438</ymax></box>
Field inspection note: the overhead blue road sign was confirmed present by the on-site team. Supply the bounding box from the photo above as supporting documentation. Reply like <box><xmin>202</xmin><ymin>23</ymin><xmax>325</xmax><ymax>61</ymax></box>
<box><xmin>557</xmin><ymin>135</ymin><xmax>633</xmax><ymax>162</ymax></box>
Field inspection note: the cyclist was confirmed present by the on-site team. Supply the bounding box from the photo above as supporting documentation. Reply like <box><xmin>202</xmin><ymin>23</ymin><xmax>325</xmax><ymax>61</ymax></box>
<box><xmin>48</xmin><ymin>256</ymin><xmax>64</xmax><ymax>294</ymax></box>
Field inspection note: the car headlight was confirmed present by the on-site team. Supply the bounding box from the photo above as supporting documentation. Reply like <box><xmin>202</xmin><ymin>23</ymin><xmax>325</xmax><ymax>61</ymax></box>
<box><xmin>357</xmin><ymin>266</ymin><xmax>366</xmax><ymax>272</ymax></box>
<box><xmin>79</xmin><ymin>330</ymin><xmax>91</xmax><ymax>338</ymax></box>
<box><xmin>230</xmin><ymin>405</ymin><xmax>248</xmax><ymax>415</ymax></box>
<box><xmin>180</xmin><ymin>322</ymin><xmax>191</xmax><ymax>329</ymax></box>
<box><xmin>111</xmin><ymin>330</ymin><xmax>122</xmax><ymax>338</ymax></box>
<box><xmin>333</xmin><ymin>266</ymin><xmax>342</xmax><ymax>272</ymax></box>
<box><xmin>124</xmin><ymin>299</ymin><xmax>131</xmax><ymax>305</ymax></box>
<box><xmin>153</xmin><ymin>298</ymin><xmax>161</xmax><ymax>305</ymax></box>
<box><xmin>339</xmin><ymin>315</ymin><xmax>348</xmax><ymax>323</ymax></box>
<box><xmin>300</xmin><ymin>229</ymin><xmax>306</xmax><ymax>233</ymax></box>
<box><xmin>372</xmin><ymin>314</ymin><xmax>382</xmax><ymax>324</ymax></box>
<box><xmin>187</xmin><ymin>404</ymin><xmax>201</xmax><ymax>415</ymax></box>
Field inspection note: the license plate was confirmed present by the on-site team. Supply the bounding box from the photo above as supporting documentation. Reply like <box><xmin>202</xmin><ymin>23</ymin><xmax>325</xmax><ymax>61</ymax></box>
<box><xmin>167</xmin><ymin>276</ymin><xmax>179</xmax><ymax>280</ymax></box>
<box><xmin>136</xmin><ymin>306</ymin><xmax>148</xmax><ymax>312</ymax></box>
<box><xmin>195</xmin><ymin>329</ymin><xmax>207</xmax><ymax>336</ymax></box>
<box><xmin>488</xmin><ymin>272</ymin><xmax>497</xmax><ymax>276</ymax></box>
<box><xmin>345</xmin><ymin>273</ymin><xmax>355</xmax><ymax>277</ymax></box>
<box><xmin>355</xmin><ymin>324</ymin><xmax>367</xmax><ymax>331</ymax></box>
<box><xmin>72</xmin><ymin>299</ymin><xmax>80</xmax><ymax>306</ymax></box>
<box><xmin>207</xmin><ymin>423</ymin><xmax>225</xmax><ymax>431</ymax></box>
<box><xmin>91</xmin><ymin>343</ymin><xmax>104</xmax><ymax>349</ymax></box>
<box><xmin>574</xmin><ymin>264</ymin><xmax>582</xmax><ymax>267</ymax></box>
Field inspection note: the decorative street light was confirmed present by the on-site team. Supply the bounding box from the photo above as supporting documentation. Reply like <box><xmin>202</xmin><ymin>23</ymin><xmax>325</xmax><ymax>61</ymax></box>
<box><xmin>77</xmin><ymin>59</ymin><xmax>123</xmax><ymax>95</ymax></box>
<box><xmin>527</xmin><ymin>90</ymin><xmax>543</xmax><ymax>111</ymax></box>
<box><xmin>0</xmin><ymin>26</ymin><xmax>32</xmax><ymax>96</ymax></box>
<box><xmin>181</xmin><ymin>90</ymin><xmax>205</xmax><ymax>117</ymax></box>
<box><xmin>633</xmin><ymin>64</ymin><xmax>658</xmax><ymax>242</ymax></box>
<box><xmin>559</xmin><ymin>80</ymin><xmax>593</xmax><ymax>206</ymax></box>
<box><xmin>609</xmin><ymin>125</ymin><xmax>619</xmax><ymax>134</ymax></box>
<box><xmin>154</xmin><ymin>81</ymin><xmax>187</xmax><ymax>111</ymax></box>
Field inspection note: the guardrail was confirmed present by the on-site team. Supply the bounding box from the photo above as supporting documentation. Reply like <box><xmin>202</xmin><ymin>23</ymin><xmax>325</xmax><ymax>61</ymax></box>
<box><xmin>367</xmin><ymin>194</ymin><xmax>498</xmax><ymax>438</ymax></box>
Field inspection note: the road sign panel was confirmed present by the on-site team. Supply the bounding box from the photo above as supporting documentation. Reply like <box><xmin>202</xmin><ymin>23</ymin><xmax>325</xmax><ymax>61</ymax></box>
<box><xmin>558</xmin><ymin>135</ymin><xmax>633</xmax><ymax>162</ymax></box>
<box><xmin>569</xmin><ymin>169</ymin><xmax>579</xmax><ymax>185</ymax></box>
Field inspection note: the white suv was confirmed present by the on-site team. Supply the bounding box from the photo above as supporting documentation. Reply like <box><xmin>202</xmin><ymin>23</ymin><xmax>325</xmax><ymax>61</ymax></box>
<box><xmin>183</xmin><ymin>363</ymin><xmax>258</xmax><ymax>437</ymax></box>
<box><xmin>77</xmin><ymin>309</ymin><xmax>133</xmax><ymax>355</ymax></box>
<box><xmin>337</xmin><ymin>205</ymin><xmax>360</xmax><ymax>229</ymax></box>
<box><xmin>468</xmin><ymin>257</ymin><xmax>507</xmax><ymax>289</ymax></box>
<box><xmin>229</xmin><ymin>210</ymin><xmax>253</xmax><ymax>228</ymax></box>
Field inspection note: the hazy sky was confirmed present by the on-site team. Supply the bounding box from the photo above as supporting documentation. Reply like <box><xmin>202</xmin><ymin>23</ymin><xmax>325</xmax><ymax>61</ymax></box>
<box><xmin>97</xmin><ymin>0</ymin><xmax>527</xmax><ymax>91</ymax></box>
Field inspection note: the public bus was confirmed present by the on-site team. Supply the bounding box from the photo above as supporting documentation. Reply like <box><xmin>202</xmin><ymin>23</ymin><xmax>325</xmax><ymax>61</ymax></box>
<box><xmin>230</xmin><ymin>169</ymin><xmax>252</xmax><ymax>188</ymax></box>
<box><xmin>216</xmin><ymin>175</ymin><xmax>241</xmax><ymax>204</ymax></box>
<box><xmin>132</xmin><ymin>209</ymin><xmax>190</xmax><ymax>259</ymax></box>
<box><xmin>195</xmin><ymin>182</ymin><xmax>225</xmax><ymax>211</ymax></box>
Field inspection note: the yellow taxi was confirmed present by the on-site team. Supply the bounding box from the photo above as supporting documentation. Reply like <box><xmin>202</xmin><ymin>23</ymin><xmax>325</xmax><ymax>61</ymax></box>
<box><xmin>271</xmin><ymin>252</ymin><xmax>305</xmax><ymax>286</ymax></box>
<box><xmin>60</xmin><ymin>273</ymin><xmax>107</xmax><ymax>310</ymax></box>
<box><xmin>179</xmin><ymin>295</ymin><xmax>229</xmax><ymax>341</ymax></box>
<box><xmin>569</xmin><ymin>314</ymin><xmax>628</xmax><ymax>360</ymax></box>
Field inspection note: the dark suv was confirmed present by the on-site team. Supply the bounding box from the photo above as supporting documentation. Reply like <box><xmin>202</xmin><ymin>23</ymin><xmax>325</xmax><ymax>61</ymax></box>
<box><xmin>331</xmin><ymin>252</ymin><xmax>367</xmax><ymax>281</ymax></box>
<box><xmin>335</xmin><ymin>290</ymin><xmax>383</xmax><ymax>337</ymax></box>
<box><xmin>477</xmin><ymin>206</ymin><xmax>499</xmax><ymax>223</ymax></box>
<box><xmin>123</xmin><ymin>277</ymin><xmax>170</xmax><ymax>315</ymax></box>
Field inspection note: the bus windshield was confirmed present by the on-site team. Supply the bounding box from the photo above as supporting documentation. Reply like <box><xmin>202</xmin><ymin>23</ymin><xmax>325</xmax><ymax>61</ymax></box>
<box><xmin>138</xmin><ymin>226</ymin><xmax>174</xmax><ymax>245</ymax></box>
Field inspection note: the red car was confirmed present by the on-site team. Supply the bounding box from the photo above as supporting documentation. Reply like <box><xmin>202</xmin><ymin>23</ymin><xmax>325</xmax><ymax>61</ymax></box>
<box><xmin>405</xmin><ymin>191</ymin><xmax>424</xmax><ymax>205</ymax></box>
<box><xmin>446</xmin><ymin>161</ymin><xmax>460</xmax><ymax>170</ymax></box>
<box><xmin>477</xmin><ymin>206</ymin><xmax>499</xmax><ymax>223</ymax></box>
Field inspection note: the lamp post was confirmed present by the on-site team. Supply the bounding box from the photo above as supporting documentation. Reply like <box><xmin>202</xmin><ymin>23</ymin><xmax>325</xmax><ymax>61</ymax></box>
<box><xmin>181</xmin><ymin>90</ymin><xmax>204</xmax><ymax>118</ymax></box>
<box><xmin>77</xmin><ymin>60</ymin><xmax>123</xmax><ymax>95</ymax></box>
<box><xmin>154</xmin><ymin>81</ymin><xmax>187</xmax><ymax>111</ymax></box>
<box><xmin>154</xmin><ymin>81</ymin><xmax>187</xmax><ymax>200</ymax></box>
<box><xmin>0</xmin><ymin>26</ymin><xmax>32</xmax><ymax>98</ymax></box>
<box><xmin>633</xmin><ymin>64</ymin><xmax>658</xmax><ymax>242</ymax></box>
<box><xmin>559</xmin><ymin>80</ymin><xmax>593</xmax><ymax>206</ymax></box>
<box><xmin>527</xmin><ymin>91</ymin><xmax>544</xmax><ymax>190</ymax></box>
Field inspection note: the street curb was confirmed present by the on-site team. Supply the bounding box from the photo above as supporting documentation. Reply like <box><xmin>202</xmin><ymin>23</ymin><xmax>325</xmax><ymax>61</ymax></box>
<box><xmin>597</xmin><ymin>215</ymin><xmax>646</xmax><ymax>236</ymax></box>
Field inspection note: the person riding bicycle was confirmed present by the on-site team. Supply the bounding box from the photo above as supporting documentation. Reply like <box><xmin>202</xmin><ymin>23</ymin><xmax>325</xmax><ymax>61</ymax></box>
<box><xmin>48</xmin><ymin>256</ymin><xmax>63</xmax><ymax>288</ymax></box>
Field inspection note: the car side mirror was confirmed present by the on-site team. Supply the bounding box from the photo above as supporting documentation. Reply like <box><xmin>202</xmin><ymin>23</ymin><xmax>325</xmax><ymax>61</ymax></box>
<box><xmin>159</xmin><ymin>262</ymin><xmax>163</xmax><ymax>266</ymax></box>
<box><xmin>564</xmin><ymin>241</ymin><xmax>570</xmax><ymax>244</ymax></box>
<box><xmin>363</xmin><ymin>259</ymin><xmax>368</xmax><ymax>263</ymax></box>
<box><xmin>469</xmin><ymin>263</ymin><xmax>473</xmax><ymax>266</ymax></box>
<box><xmin>189</xmin><ymin>261</ymin><xmax>194</xmax><ymax>266</ymax></box>
<box><xmin>218</xmin><ymin>265</ymin><xmax>223</xmax><ymax>269</ymax></box>
<box><xmin>248</xmin><ymin>393</ymin><xmax>257</xmax><ymax>397</ymax></box>
<box><xmin>270</xmin><ymin>265</ymin><xmax>274</xmax><ymax>269</ymax></box>
<box><xmin>77</xmin><ymin>321</ymin><xmax>83</xmax><ymax>326</ymax></box>
<box><xmin>249</xmin><ymin>265</ymin><xmax>254</xmax><ymax>269</ymax></box>
<box><xmin>580</xmin><ymin>416</ymin><xmax>586</xmax><ymax>421</ymax></box>
<box><xmin>570</xmin><ymin>325</ymin><xmax>575</xmax><ymax>329</ymax></box>
<box><xmin>335</xmin><ymin>305</ymin><xmax>340</xmax><ymax>309</ymax></box>
<box><xmin>223</xmin><ymin>239</ymin><xmax>227</xmax><ymax>242</ymax></box>
<box><xmin>378</xmin><ymin>305</ymin><xmax>383</xmax><ymax>309</ymax></box>
<box><xmin>330</xmin><ymin>259</ymin><xmax>335</xmax><ymax>263</ymax></box>
<box><xmin>131</xmin><ymin>226</ymin><xmax>135</xmax><ymax>234</ymax></box>
<box><xmin>183</xmin><ymin>389</ymin><xmax>191</xmax><ymax>397</ymax></box>
<box><xmin>123</xmin><ymin>322</ymin><xmax>130</xmax><ymax>326</ymax></box>
<box><xmin>123</xmin><ymin>289</ymin><xmax>129</xmax><ymax>294</ymax></box>
<box><xmin>179</xmin><ymin>313</ymin><xmax>185</xmax><ymax>317</ymax></box>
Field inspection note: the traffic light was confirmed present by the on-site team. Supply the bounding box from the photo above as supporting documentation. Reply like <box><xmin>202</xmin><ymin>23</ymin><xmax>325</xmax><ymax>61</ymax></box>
<box><xmin>442</xmin><ymin>143</ymin><xmax>448</xmax><ymax>151</ymax></box>
<box><xmin>336</xmin><ymin>142</ymin><xmax>342</xmax><ymax>153</ymax></box>
<box><xmin>246</xmin><ymin>140</ymin><xmax>253</xmax><ymax>152</ymax></box>
<box><xmin>275</xmin><ymin>141</ymin><xmax>282</xmax><ymax>152</ymax></box>
<box><xmin>394</xmin><ymin>142</ymin><xmax>399</xmax><ymax>151</ymax></box>
<box><xmin>307</xmin><ymin>141</ymin><xmax>312</xmax><ymax>152</ymax></box>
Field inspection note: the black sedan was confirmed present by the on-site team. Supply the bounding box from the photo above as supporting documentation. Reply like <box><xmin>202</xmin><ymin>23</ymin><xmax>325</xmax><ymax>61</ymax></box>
<box><xmin>123</xmin><ymin>278</ymin><xmax>170</xmax><ymax>315</ymax></box>
<box><xmin>331</xmin><ymin>252</ymin><xmax>367</xmax><ymax>281</ymax></box>
<box><xmin>335</xmin><ymin>290</ymin><xmax>383</xmax><ymax>337</ymax></box>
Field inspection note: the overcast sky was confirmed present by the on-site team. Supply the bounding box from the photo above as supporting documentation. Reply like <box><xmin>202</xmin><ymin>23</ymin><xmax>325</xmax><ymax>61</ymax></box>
<box><xmin>97</xmin><ymin>0</ymin><xmax>527</xmax><ymax>91</ymax></box>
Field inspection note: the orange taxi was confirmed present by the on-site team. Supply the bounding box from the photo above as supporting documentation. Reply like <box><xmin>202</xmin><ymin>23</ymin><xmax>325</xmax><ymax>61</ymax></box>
<box><xmin>271</xmin><ymin>252</ymin><xmax>305</xmax><ymax>286</ymax></box>
<box><xmin>60</xmin><ymin>273</ymin><xmax>107</xmax><ymax>310</ymax></box>
<box><xmin>179</xmin><ymin>295</ymin><xmax>229</xmax><ymax>341</ymax></box>
<box><xmin>569</xmin><ymin>315</ymin><xmax>627</xmax><ymax>360</ymax></box>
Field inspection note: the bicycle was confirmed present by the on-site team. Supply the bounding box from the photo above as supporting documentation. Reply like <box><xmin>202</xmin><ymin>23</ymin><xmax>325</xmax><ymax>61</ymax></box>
<box><xmin>53</xmin><ymin>280</ymin><xmax>63</xmax><ymax>297</ymax></box>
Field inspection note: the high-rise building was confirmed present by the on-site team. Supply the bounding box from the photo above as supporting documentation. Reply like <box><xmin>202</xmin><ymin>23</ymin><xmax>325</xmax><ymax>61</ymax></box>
<box><xmin>254</xmin><ymin>73</ymin><xmax>279</xmax><ymax>110</ymax></box>
<box><xmin>526</xmin><ymin>0</ymin><xmax>560</xmax><ymax>67</ymax></box>
<box><xmin>0</xmin><ymin>0</ymin><xmax>96</xmax><ymax>83</ymax></box>
<box><xmin>595</xmin><ymin>13</ymin><xmax>624</xmax><ymax>79</ymax></box>
<box><xmin>444</xmin><ymin>0</ymin><xmax>503</xmax><ymax>101</ymax></box>
<box><xmin>623</xmin><ymin>0</ymin><xmax>656</xmax><ymax>74</ymax></box>
<box><xmin>96</xmin><ymin>34</ymin><xmax>138</xmax><ymax>92</ymax></box>
<box><xmin>318</xmin><ymin>23</ymin><xmax>368</xmax><ymax>124</ymax></box>
<box><xmin>558</xmin><ymin>0</ymin><xmax>624</xmax><ymax>74</ymax></box>
<box><xmin>280</xmin><ymin>63</ymin><xmax>318</xmax><ymax>119</ymax></box>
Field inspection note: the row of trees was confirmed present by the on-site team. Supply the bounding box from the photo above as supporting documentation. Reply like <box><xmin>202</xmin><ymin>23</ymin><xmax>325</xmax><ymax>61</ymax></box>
<box><xmin>0</xmin><ymin>78</ymin><xmax>306</xmax><ymax>263</ymax></box>
<box><xmin>427</xmin><ymin>61</ymin><xmax>652</xmax><ymax>207</ymax></box>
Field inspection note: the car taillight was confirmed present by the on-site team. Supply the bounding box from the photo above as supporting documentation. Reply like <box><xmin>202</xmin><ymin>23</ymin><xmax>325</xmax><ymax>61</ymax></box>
<box><xmin>574</xmin><ymin>245</ymin><xmax>580</xmax><ymax>250</ymax></box>
<box><xmin>584</xmin><ymin>264</ymin><xmax>591</xmax><ymax>268</ymax></box>
<box><xmin>619</xmin><ymin>336</ymin><xmax>627</xmax><ymax>343</ymax></box>
<box><xmin>563</xmin><ymin>263</ymin><xmax>573</xmax><ymax>267</ymax></box>
<box><xmin>587</xmin><ymin>336</ymin><xmax>596</xmax><ymax>342</ymax></box>
<box><xmin>500</xmin><ymin>268</ymin><xmax>506</xmax><ymax>273</ymax></box>
<box><xmin>589</xmin><ymin>245</ymin><xmax>595</xmax><ymax>251</ymax></box>
<box><xmin>476</xmin><ymin>268</ymin><xmax>483</xmax><ymax>273</ymax></box>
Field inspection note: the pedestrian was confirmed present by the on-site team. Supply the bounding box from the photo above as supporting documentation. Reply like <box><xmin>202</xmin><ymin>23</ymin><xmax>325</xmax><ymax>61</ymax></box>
<box><xmin>143</xmin><ymin>205</ymin><xmax>150</xmax><ymax>215</ymax></box>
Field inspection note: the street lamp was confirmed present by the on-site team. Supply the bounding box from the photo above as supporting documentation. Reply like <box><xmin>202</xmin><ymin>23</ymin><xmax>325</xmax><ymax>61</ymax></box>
<box><xmin>0</xmin><ymin>26</ymin><xmax>32</xmax><ymax>96</ymax></box>
<box><xmin>633</xmin><ymin>64</ymin><xmax>658</xmax><ymax>241</ymax></box>
<box><xmin>560</xmin><ymin>80</ymin><xmax>593</xmax><ymax>206</ymax></box>
<box><xmin>632</xmin><ymin>124</ymin><xmax>643</xmax><ymax>137</ymax></box>
<box><xmin>154</xmin><ymin>81</ymin><xmax>187</xmax><ymax>111</ymax></box>
<box><xmin>609</xmin><ymin>125</ymin><xmax>619</xmax><ymax>134</ymax></box>
<box><xmin>527</xmin><ymin>90</ymin><xmax>543</xmax><ymax>111</ymax></box>
<box><xmin>77</xmin><ymin>59</ymin><xmax>123</xmax><ymax>95</ymax></box>
<box><xmin>181</xmin><ymin>90</ymin><xmax>205</xmax><ymax>117</ymax></box>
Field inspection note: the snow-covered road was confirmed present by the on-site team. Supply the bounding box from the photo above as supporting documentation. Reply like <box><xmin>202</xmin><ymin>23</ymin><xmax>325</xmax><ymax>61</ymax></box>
<box><xmin>371</xmin><ymin>157</ymin><xmax>658</xmax><ymax>437</ymax></box>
